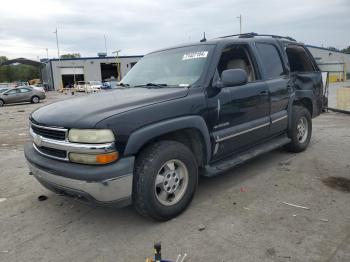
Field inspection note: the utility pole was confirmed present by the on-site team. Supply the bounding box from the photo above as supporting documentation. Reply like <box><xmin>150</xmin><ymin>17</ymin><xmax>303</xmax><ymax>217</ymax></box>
<box><xmin>104</xmin><ymin>34</ymin><xmax>108</xmax><ymax>55</ymax></box>
<box><xmin>53</xmin><ymin>28</ymin><xmax>60</xmax><ymax>59</ymax></box>
<box><xmin>53</xmin><ymin>28</ymin><xmax>62</xmax><ymax>89</ymax></box>
<box><xmin>45</xmin><ymin>48</ymin><xmax>49</xmax><ymax>59</ymax></box>
<box><xmin>237</xmin><ymin>14</ymin><xmax>242</xmax><ymax>34</ymax></box>
<box><xmin>112</xmin><ymin>49</ymin><xmax>121</xmax><ymax>81</ymax></box>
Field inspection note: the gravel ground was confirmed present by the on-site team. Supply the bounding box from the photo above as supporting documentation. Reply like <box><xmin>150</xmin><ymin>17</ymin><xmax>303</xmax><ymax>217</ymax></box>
<box><xmin>0</xmin><ymin>91</ymin><xmax>349</xmax><ymax>262</ymax></box>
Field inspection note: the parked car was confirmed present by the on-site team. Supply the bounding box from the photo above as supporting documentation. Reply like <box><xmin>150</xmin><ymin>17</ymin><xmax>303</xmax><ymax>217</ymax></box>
<box><xmin>0</xmin><ymin>88</ymin><xmax>9</xmax><ymax>93</ymax></box>
<box><xmin>75</xmin><ymin>81</ymin><xmax>87</xmax><ymax>92</ymax></box>
<box><xmin>101</xmin><ymin>82</ymin><xmax>112</xmax><ymax>89</ymax></box>
<box><xmin>87</xmin><ymin>81</ymin><xmax>102</xmax><ymax>92</ymax></box>
<box><xmin>24</xmin><ymin>33</ymin><xmax>323</xmax><ymax>220</ymax></box>
<box><xmin>0</xmin><ymin>86</ymin><xmax>45</xmax><ymax>106</ymax></box>
<box><xmin>31</xmin><ymin>85</ymin><xmax>45</xmax><ymax>93</ymax></box>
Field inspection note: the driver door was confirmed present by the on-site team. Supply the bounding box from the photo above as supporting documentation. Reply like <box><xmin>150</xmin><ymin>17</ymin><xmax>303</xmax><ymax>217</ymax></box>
<box><xmin>207</xmin><ymin>44</ymin><xmax>270</xmax><ymax>161</ymax></box>
<box><xmin>3</xmin><ymin>89</ymin><xmax>20</xmax><ymax>103</ymax></box>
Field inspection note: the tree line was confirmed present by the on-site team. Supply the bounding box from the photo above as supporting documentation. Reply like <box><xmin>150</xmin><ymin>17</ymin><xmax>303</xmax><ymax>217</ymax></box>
<box><xmin>0</xmin><ymin>53</ymin><xmax>81</xmax><ymax>83</ymax></box>
<box><xmin>0</xmin><ymin>56</ymin><xmax>40</xmax><ymax>83</ymax></box>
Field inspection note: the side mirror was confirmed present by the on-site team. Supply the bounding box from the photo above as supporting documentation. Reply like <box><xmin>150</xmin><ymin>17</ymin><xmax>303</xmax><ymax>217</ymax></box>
<box><xmin>3</xmin><ymin>93</ymin><xmax>8</xmax><ymax>96</ymax></box>
<box><xmin>220</xmin><ymin>69</ymin><xmax>248</xmax><ymax>87</ymax></box>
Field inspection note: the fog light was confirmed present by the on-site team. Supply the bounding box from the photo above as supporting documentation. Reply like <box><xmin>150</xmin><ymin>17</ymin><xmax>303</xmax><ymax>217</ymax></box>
<box><xmin>69</xmin><ymin>152</ymin><xmax>119</xmax><ymax>165</ymax></box>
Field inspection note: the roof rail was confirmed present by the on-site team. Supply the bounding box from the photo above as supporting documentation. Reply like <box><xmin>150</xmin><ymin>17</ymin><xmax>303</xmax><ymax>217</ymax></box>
<box><xmin>217</xmin><ymin>32</ymin><xmax>296</xmax><ymax>42</ymax></box>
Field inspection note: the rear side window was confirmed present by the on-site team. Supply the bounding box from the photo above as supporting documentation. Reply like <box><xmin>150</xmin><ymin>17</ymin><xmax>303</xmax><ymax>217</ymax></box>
<box><xmin>286</xmin><ymin>45</ymin><xmax>315</xmax><ymax>72</ymax></box>
<box><xmin>19</xmin><ymin>88</ymin><xmax>31</xmax><ymax>93</ymax></box>
<box><xmin>256</xmin><ymin>43</ymin><xmax>285</xmax><ymax>79</ymax></box>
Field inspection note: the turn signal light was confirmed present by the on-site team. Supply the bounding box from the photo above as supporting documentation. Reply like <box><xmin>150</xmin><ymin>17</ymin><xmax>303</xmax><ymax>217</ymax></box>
<box><xmin>69</xmin><ymin>151</ymin><xmax>119</xmax><ymax>165</ymax></box>
<box><xmin>96</xmin><ymin>152</ymin><xmax>119</xmax><ymax>164</ymax></box>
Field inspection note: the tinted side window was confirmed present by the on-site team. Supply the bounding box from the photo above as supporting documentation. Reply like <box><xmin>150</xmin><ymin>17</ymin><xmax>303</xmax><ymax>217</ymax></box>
<box><xmin>19</xmin><ymin>88</ymin><xmax>31</xmax><ymax>93</ymax></box>
<box><xmin>256</xmin><ymin>43</ymin><xmax>285</xmax><ymax>79</ymax></box>
<box><xmin>286</xmin><ymin>45</ymin><xmax>315</xmax><ymax>72</ymax></box>
<box><xmin>6</xmin><ymin>89</ymin><xmax>18</xmax><ymax>95</ymax></box>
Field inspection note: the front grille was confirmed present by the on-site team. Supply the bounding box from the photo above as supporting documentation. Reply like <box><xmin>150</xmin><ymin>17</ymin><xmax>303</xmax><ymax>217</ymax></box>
<box><xmin>31</xmin><ymin>124</ymin><xmax>66</xmax><ymax>141</ymax></box>
<box><xmin>37</xmin><ymin>146</ymin><xmax>67</xmax><ymax>159</ymax></box>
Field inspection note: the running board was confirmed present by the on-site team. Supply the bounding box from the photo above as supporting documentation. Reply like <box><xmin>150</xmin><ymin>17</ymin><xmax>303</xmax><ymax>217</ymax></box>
<box><xmin>202</xmin><ymin>135</ymin><xmax>291</xmax><ymax>177</ymax></box>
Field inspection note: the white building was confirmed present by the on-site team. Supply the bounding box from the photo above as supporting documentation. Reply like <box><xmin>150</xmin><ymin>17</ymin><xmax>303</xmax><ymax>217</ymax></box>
<box><xmin>307</xmin><ymin>45</ymin><xmax>350</xmax><ymax>82</ymax></box>
<box><xmin>41</xmin><ymin>55</ymin><xmax>143</xmax><ymax>90</ymax></box>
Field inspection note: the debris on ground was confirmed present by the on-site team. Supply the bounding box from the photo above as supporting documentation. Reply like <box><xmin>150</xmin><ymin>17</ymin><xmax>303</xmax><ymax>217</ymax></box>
<box><xmin>322</xmin><ymin>176</ymin><xmax>350</xmax><ymax>192</ymax></box>
<box><xmin>0</xmin><ymin>198</ymin><xmax>7</xmax><ymax>203</ymax></box>
<box><xmin>320</xmin><ymin>218</ymin><xmax>329</xmax><ymax>222</ymax></box>
<box><xmin>243</xmin><ymin>207</ymin><xmax>250</xmax><ymax>210</ymax></box>
<box><xmin>240</xmin><ymin>187</ymin><xmax>247</xmax><ymax>192</ymax></box>
<box><xmin>0</xmin><ymin>250</ymin><xmax>9</xmax><ymax>253</ymax></box>
<box><xmin>198</xmin><ymin>224</ymin><xmax>206</xmax><ymax>231</ymax></box>
<box><xmin>266</xmin><ymin>247</ymin><xmax>276</xmax><ymax>256</ymax></box>
<box><xmin>282</xmin><ymin>202</ymin><xmax>310</xmax><ymax>210</ymax></box>
<box><xmin>38</xmin><ymin>195</ymin><xmax>48</xmax><ymax>201</ymax></box>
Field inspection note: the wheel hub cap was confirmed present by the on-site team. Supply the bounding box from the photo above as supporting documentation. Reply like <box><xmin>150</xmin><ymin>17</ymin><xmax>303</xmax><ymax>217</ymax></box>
<box><xmin>297</xmin><ymin>117</ymin><xmax>308</xmax><ymax>143</ymax></box>
<box><xmin>154</xmin><ymin>159</ymin><xmax>189</xmax><ymax>206</ymax></box>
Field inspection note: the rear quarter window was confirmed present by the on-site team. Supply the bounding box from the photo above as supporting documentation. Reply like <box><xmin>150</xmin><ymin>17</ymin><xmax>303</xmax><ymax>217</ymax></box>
<box><xmin>256</xmin><ymin>43</ymin><xmax>285</xmax><ymax>79</ymax></box>
<box><xmin>19</xmin><ymin>88</ymin><xmax>31</xmax><ymax>93</ymax></box>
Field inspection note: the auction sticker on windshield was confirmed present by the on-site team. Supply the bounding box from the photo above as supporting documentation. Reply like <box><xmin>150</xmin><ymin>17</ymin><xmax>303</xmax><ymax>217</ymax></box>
<box><xmin>182</xmin><ymin>51</ymin><xmax>208</xmax><ymax>60</ymax></box>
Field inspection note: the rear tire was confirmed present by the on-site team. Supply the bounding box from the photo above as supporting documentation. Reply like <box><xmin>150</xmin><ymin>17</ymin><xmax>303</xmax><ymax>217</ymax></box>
<box><xmin>285</xmin><ymin>105</ymin><xmax>312</xmax><ymax>153</ymax></box>
<box><xmin>31</xmin><ymin>96</ymin><xmax>40</xmax><ymax>104</ymax></box>
<box><xmin>133</xmin><ymin>140</ymin><xmax>198</xmax><ymax>221</ymax></box>
<box><xmin>0</xmin><ymin>99</ymin><xmax>4</xmax><ymax>107</ymax></box>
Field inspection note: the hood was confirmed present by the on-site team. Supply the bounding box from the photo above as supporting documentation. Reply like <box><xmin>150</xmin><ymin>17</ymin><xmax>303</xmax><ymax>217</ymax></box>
<box><xmin>31</xmin><ymin>87</ymin><xmax>188</xmax><ymax>128</ymax></box>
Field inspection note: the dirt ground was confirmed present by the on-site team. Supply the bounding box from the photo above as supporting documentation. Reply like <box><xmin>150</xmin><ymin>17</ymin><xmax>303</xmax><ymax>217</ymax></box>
<box><xmin>0</xmin><ymin>91</ymin><xmax>349</xmax><ymax>262</ymax></box>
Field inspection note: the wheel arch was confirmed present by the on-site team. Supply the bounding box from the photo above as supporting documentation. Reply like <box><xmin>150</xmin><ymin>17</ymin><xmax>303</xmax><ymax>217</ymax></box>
<box><xmin>287</xmin><ymin>92</ymin><xmax>313</xmax><ymax>134</ymax></box>
<box><xmin>124</xmin><ymin>116</ymin><xmax>211</xmax><ymax>166</ymax></box>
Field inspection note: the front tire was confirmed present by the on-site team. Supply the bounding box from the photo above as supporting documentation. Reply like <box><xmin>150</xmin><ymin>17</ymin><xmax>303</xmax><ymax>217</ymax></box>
<box><xmin>0</xmin><ymin>99</ymin><xmax>4</xmax><ymax>107</ymax></box>
<box><xmin>133</xmin><ymin>140</ymin><xmax>198</xmax><ymax>221</ymax></box>
<box><xmin>285</xmin><ymin>105</ymin><xmax>312</xmax><ymax>153</ymax></box>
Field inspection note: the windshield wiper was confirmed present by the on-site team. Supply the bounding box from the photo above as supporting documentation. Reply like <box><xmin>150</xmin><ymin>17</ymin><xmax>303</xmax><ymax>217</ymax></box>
<box><xmin>134</xmin><ymin>83</ymin><xmax>168</xmax><ymax>88</ymax></box>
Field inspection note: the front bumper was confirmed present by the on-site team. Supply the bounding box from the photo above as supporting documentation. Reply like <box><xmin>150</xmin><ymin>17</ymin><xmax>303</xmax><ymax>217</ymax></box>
<box><xmin>24</xmin><ymin>143</ymin><xmax>134</xmax><ymax>207</ymax></box>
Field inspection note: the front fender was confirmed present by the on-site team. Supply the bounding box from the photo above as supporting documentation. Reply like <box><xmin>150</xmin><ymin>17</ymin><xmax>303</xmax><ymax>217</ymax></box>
<box><xmin>123</xmin><ymin>116</ymin><xmax>211</xmax><ymax>163</ymax></box>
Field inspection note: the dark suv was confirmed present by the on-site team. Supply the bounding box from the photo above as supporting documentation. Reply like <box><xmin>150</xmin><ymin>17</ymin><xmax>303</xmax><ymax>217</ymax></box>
<box><xmin>24</xmin><ymin>33</ymin><xmax>323</xmax><ymax>220</ymax></box>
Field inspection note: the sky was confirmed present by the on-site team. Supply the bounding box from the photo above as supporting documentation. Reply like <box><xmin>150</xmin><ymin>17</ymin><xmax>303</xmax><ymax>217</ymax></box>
<box><xmin>0</xmin><ymin>0</ymin><xmax>349</xmax><ymax>60</ymax></box>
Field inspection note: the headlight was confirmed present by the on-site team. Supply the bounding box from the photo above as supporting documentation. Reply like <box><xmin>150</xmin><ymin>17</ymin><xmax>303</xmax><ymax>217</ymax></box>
<box><xmin>69</xmin><ymin>152</ymin><xmax>119</xmax><ymax>165</ymax></box>
<box><xmin>68</xmin><ymin>129</ymin><xmax>115</xmax><ymax>143</ymax></box>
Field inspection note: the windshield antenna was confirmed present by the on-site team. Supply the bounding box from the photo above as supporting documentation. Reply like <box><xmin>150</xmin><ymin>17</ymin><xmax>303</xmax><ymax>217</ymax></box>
<box><xmin>200</xmin><ymin>32</ymin><xmax>206</xmax><ymax>42</ymax></box>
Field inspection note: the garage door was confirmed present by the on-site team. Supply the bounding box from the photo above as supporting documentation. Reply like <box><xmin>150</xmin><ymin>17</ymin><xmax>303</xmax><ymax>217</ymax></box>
<box><xmin>60</xmin><ymin>67</ymin><xmax>84</xmax><ymax>75</ymax></box>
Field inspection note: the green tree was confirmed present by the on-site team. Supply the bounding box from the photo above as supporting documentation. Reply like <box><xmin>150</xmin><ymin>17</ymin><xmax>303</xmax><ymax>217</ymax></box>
<box><xmin>60</xmin><ymin>53</ymin><xmax>81</xmax><ymax>59</ymax></box>
<box><xmin>0</xmin><ymin>56</ymin><xmax>8</xmax><ymax>65</ymax></box>
<box><xmin>341</xmin><ymin>46</ymin><xmax>350</xmax><ymax>54</ymax></box>
<box><xmin>0</xmin><ymin>56</ymin><xmax>40</xmax><ymax>82</ymax></box>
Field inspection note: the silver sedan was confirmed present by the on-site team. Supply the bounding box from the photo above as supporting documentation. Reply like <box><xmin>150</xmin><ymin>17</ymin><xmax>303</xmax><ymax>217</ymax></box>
<box><xmin>0</xmin><ymin>86</ymin><xmax>46</xmax><ymax>107</ymax></box>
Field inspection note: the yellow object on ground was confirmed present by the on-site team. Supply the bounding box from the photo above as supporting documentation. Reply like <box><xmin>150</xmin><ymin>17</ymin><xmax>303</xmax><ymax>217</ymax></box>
<box><xmin>337</xmin><ymin>88</ymin><xmax>350</xmax><ymax>110</ymax></box>
<box><xmin>329</xmin><ymin>73</ymin><xmax>344</xmax><ymax>83</ymax></box>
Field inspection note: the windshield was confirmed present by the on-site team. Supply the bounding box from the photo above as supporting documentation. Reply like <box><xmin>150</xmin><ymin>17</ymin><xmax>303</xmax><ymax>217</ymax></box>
<box><xmin>121</xmin><ymin>45</ymin><xmax>213</xmax><ymax>87</ymax></box>
<box><xmin>0</xmin><ymin>88</ymin><xmax>8</xmax><ymax>93</ymax></box>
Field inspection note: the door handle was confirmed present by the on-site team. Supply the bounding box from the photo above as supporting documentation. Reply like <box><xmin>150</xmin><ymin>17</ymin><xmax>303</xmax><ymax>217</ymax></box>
<box><xmin>259</xmin><ymin>90</ymin><xmax>268</xmax><ymax>96</ymax></box>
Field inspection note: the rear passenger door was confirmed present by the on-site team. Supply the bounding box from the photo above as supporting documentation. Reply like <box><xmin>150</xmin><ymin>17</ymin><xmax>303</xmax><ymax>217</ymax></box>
<box><xmin>18</xmin><ymin>88</ymin><xmax>32</xmax><ymax>102</ymax></box>
<box><xmin>255</xmin><ymin>42</ymin><xmax>291</xmax><ymax>135</ymax></box>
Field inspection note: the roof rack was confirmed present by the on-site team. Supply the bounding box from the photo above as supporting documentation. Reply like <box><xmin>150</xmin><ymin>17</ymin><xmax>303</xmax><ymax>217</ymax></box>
<box><xmin>217</xmin><ymin>32</ymin><xmax>296</xmax><ymax>42</ymax></box>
